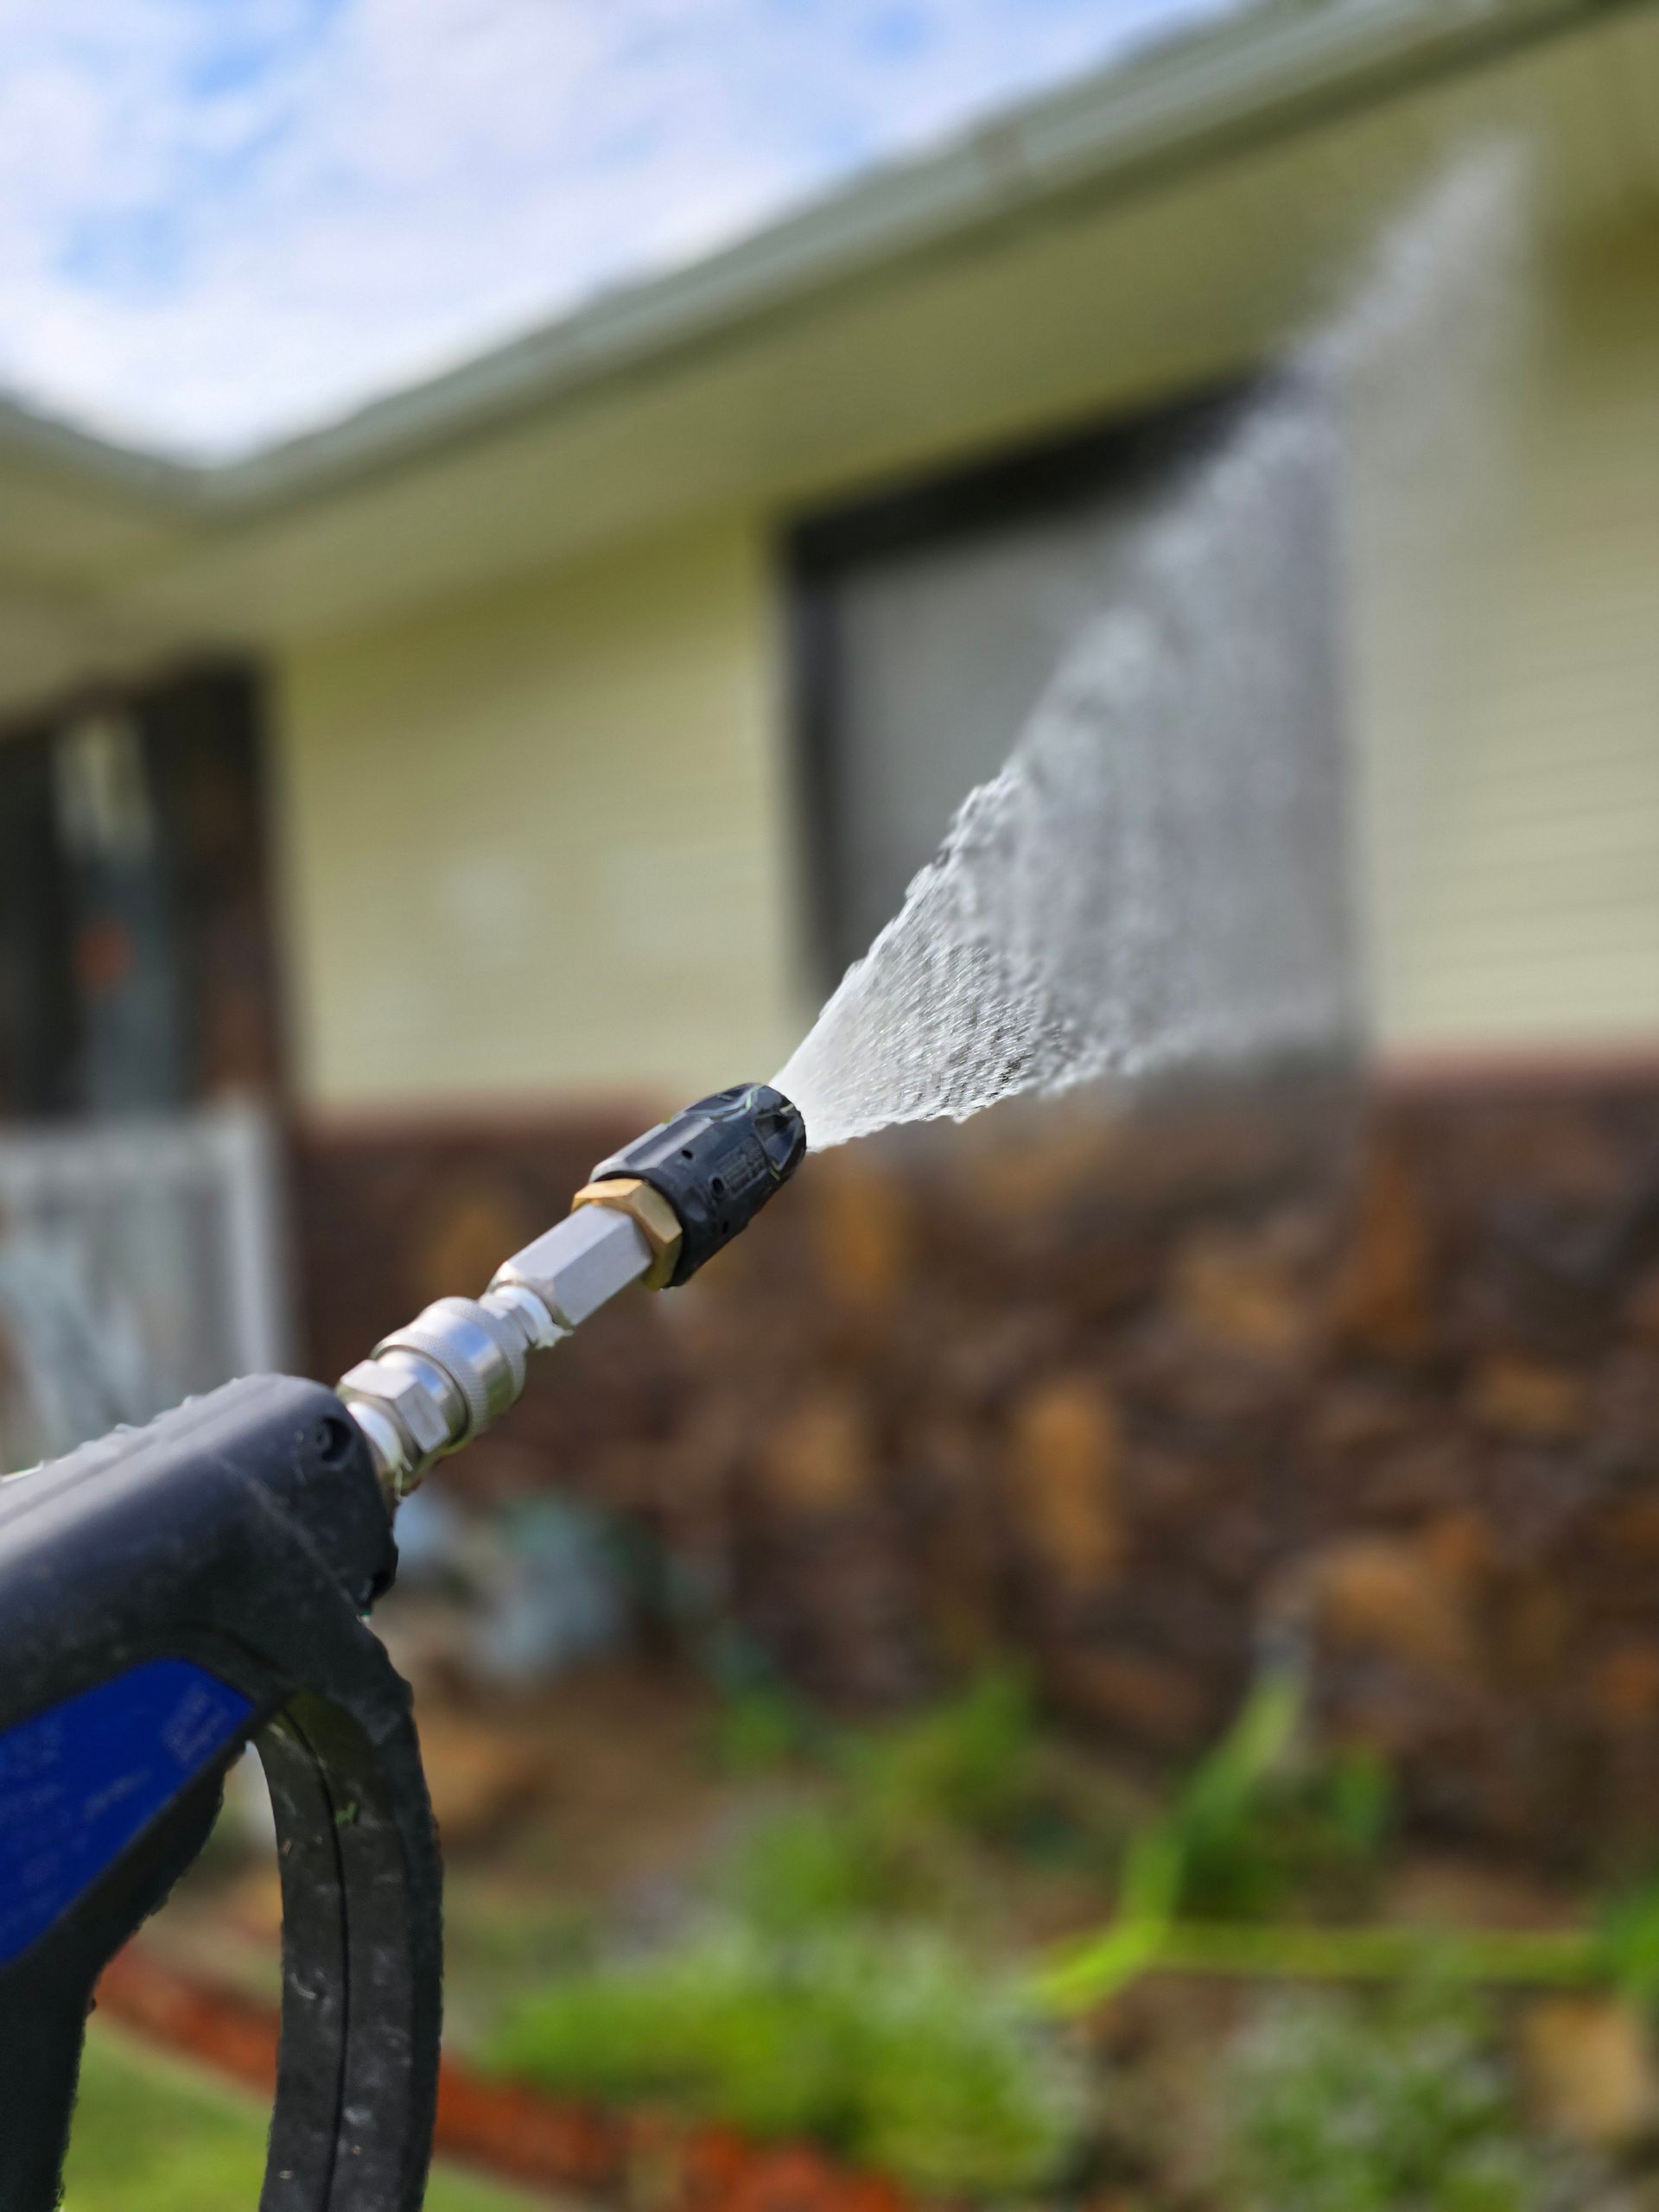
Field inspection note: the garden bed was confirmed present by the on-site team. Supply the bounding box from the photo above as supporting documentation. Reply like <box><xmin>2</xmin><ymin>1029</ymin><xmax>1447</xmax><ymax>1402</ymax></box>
<box><xmin>123</xmin><ymin>1654</ymin><xmax>1659</xmax><ymax>2209</ymax></box>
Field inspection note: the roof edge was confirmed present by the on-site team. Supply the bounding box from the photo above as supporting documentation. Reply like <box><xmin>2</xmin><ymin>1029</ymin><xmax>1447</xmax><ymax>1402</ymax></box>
<box><xmin>0</xmin><ymin>388</ymin><xmax>200</xmax><ymax>505</ymax></box>
<box><xmin>193</xmin><ymin>0</ymin><xmax>1654</xmax><ymax>512</ymax></box>
<box><xmin>0</xmin><ymin>0</ymin><xmax>1642</xmax><ymax>523</ymax></box>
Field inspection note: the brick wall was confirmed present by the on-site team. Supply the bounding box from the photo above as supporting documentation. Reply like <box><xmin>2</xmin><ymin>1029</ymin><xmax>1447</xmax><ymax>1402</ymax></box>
<box><xmin>296</xmin><ymin>1071</ymin><xmax>1659</xmax><ymax>1866</ymax></box>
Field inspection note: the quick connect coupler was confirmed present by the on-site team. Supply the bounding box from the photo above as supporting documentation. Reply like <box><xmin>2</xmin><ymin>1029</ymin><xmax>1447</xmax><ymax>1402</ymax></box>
<box><xmin>338</xmin><ymin>1084</ymin><xmax>806</xmax><ymax>1500</ymax></box>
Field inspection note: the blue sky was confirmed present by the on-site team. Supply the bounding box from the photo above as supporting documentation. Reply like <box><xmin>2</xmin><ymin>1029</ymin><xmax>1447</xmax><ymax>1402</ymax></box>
<box><xmin>0</xmin><ymin>0</ymin><xmax>1239</xmax><ymax>461</ymax></box>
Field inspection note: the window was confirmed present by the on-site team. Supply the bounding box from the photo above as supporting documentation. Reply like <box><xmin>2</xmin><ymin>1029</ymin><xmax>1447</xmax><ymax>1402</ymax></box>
<box><xmin>789</xmin><ymin>390</ymin><xmax>1282</xmax><ymax>989</ymax></box>
<box><xmin>0</xmin><ymin>664</ymin><xmax>283</xmax><ymax>1119</ymax></box>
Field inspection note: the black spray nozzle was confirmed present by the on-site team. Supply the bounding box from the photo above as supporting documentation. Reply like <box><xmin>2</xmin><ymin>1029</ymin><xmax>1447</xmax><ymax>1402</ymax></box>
<box><xmin>590</xmin><ymin>1082</ymin><xmax>807</xmax><ymax>1285</ymax></box>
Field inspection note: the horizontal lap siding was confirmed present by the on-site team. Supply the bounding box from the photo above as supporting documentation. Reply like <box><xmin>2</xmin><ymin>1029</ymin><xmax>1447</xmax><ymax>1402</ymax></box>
<box><xmin>1370</xmin><ymin>217</ymin><xmax>1659</xmax><ymax>1052</ymax></box>
<box><xmin>276</xmin><ymin>518</ymin><xmax>803</xmax><ymax>1111</ymax></box>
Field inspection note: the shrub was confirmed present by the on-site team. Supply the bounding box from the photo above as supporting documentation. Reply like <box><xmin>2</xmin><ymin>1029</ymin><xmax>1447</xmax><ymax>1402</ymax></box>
<box><xmin>485</xmin><ymin>1923</ymin><xmax>1084</xmax><ymax>2197</ymax></box>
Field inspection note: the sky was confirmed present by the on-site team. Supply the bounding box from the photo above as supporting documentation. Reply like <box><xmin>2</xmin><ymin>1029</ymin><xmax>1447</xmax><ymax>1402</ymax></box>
<box><xmin>0</xmin><ymin>0</ymin><xmax>1240</xmax><ymax>462</ymax></box>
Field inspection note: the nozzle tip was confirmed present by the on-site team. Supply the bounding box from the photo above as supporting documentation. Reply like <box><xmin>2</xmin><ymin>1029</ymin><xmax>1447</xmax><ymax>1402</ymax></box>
<box><xmin>741</xmin><ymin>1082</ymin><xmax>808</xmax><ymax>1183</ymax></box>
<box><xmin>588</xmin><ymin>1081</ymin><xmax>806</xmax><ymax>1284</ymax></box>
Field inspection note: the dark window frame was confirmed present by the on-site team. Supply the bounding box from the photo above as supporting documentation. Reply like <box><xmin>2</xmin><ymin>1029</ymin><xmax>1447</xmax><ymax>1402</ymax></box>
<box><xmin>781</xmin><ymin>381</ymin><xmax>1256</xmax><ymax>990</ymax></box>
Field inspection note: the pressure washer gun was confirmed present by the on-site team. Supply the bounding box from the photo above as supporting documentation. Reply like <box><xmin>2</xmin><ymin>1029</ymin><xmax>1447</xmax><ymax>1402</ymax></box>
<box><xmin>0</xmin><ymin>1083</ymin><xmax>805</xmax><ymax>2212</ymax></box>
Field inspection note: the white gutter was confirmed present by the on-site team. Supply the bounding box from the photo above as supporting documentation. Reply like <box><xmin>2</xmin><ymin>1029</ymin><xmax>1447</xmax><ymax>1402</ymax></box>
<box><xmin>0</xmin><ymin>396</ymin><xmax>192</xmax><ymax>503</ymax></box>
<box><xmin>0</xmin><ymin>0</ymin><xmax>1645</xmax><ymax>525</ymax></box>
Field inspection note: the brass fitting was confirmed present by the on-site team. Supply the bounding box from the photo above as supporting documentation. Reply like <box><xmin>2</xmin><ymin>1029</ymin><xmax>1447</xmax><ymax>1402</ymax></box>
<box><xmin>571</xmin><ymin>1176</ymin><xmax>683</xmax><ymax>1290</ymax></box>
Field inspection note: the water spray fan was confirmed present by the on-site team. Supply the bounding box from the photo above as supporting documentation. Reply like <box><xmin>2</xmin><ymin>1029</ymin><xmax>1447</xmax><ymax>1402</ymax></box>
<box><xmin>0</xmin><ymin>1083</ymin><xmax>805</xmax><ymax>2211</ymax></box>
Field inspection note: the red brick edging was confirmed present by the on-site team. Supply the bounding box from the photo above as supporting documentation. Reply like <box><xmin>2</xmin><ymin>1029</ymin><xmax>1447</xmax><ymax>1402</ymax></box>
<box><xmin>96</xmin><ymin>1945</ymin><xmax>920</xmax><ymax>2212</ymax></box>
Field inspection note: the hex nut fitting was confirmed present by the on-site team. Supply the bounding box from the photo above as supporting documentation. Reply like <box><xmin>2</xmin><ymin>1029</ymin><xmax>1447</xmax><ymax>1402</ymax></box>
<box><xmin>340</xmin><ymin>1283</ymin><xmax>555</xmax><ymax>1500</ymax></box>
<box><xmin>339</xmin><ymin>1352</ymin><xmax>454</xmax><ymax>1456</ymax></box>
<box><xmin>571</xmin><ymin>1177</ymin><xmax>683</xmax><ymax>1291</ymax></box>
<box><xmin>490</xmin><ymin>1204</ymin><xmax>654</xmax><ymax>1329</ymax></box>
<box><xmin>341</xmin><ymin>1396</ymin><xmax>414</xmax><ymax>1498</ymax></box>
<box><xmin>338</xmin><ymin>1351</ymin><xmax>460</xmax><ymax>1498</ymax></box>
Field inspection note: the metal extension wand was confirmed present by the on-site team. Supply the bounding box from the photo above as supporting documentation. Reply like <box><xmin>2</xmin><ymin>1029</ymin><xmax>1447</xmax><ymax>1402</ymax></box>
<box><xmin>338</xmin><ymin>1082</ymin><xmax>806</xmax><ymax>1498</ymax></box>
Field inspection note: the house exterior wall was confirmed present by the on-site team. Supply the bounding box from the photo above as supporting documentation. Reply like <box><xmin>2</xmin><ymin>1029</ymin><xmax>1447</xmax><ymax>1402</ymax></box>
<box><xmin>278</xmin><ymin>515</ymin><xmax>804</xmax><ymax>1112</ymax></box>
<box><xmin>1363</xmin><ymin>217</ymin><xmax>1659</xmax><ymax>1056</ymax></box>
<box><xmin>274</xmin><ymin>207</ymin><xmax>1659</xmax><ymax>1116</ymax></box>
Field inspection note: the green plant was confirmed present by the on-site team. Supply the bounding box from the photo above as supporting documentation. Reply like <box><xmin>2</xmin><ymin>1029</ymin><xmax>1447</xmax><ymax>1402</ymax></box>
<box><xmin>1101</xmin><ymin>1669</ymin><xmax>1392</xmax><ymax>1942</ymax></box>
<box><xmin>1224</xmin><ymin>1986</ymin><xmax>1548</xmax><ymax>2212</ymax></box>
<box><xmin>722</xmin><ymin>1669</ymin><xmax>1048</xmax><ymax>1938</ymax></box>
<box><xmin>485</xmin><ymin>1923</ymin><xmax>1084</xmax><ymax>2197</ymax></box>
<box><xmin>1165</xmin><ymin>1673</ymin><xmax>1392</xmax><ymax>1922</ymax></box>
<box><xmin>1035</xmin><ymin>1675</ymin><xmax>1609</xmax><ymax>2017</ymax></box>
<box><xmin>714</xmin><ymin>1684</ymin><xmax>819</xmax><ymax>1775</ymax></box>
<box><xmin>842</xmin><ymin>1669</ymin><xmax>1039</xmax><ymax>1845</ymax></box>
<box><xmin>1595</xmin><ymin>1874</ymin><xmax>1659</xmax><ymax>2008</ymax></box>
<box><xmin>727</xmin><ymin>1803</ymin><xmax>899</xmax><ymax>1934</ymax></box>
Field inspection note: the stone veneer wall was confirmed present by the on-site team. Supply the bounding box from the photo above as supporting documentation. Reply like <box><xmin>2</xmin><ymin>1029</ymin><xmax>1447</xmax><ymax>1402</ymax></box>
<box><xmin>296</xmin><ymin>1071</ymin><xmax>1659</xmax><ymax>1866</ymax></box>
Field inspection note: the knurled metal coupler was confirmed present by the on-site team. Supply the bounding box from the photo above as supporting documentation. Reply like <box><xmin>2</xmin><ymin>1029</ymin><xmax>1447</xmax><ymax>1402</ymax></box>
<box><xmin>339</xmin><ymin>1082</ymin><xmax>805</xmax><ymax>1500</ymax></box>
<box><xmin>337</xmin><ymin>1279</ymin><xmax>559</xmax><ymax>1503</ymax></box>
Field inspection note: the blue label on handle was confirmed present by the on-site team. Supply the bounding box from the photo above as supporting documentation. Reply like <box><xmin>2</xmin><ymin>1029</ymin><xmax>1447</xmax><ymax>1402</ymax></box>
<box><xmin>0</xmin><ymin>1659</ymin><xmax>252</xmax><ymax>1967</ymax></box>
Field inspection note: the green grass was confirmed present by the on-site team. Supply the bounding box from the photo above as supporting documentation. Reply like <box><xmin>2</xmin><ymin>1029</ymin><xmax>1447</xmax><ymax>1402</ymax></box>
<box><xmin>63</xmin><ymin>2026</ymin><xmax>540</xmax><ymax>2212</ymax></box>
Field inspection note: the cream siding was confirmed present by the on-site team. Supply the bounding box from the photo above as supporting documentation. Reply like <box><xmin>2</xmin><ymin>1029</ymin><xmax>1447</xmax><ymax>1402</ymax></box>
<box><xmin>1366</xmin><ymin>218</ymin><xmax>1659</xmax><ymax>1052</ymax></box>
<box><xmin>279</xmin><ymin>516</ymin><xmax>803</xmax><ymax>1110</ymax></box>
<box><xmin>276</xmin><ymin>212</ymin><xmax>1659</xmax><ymax>1109</ymax></box>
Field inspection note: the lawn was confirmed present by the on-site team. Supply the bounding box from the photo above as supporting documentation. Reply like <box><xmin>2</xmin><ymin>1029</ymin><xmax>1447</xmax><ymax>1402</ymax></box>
<box><xmin>63</xmin><ymin>2024</ymin><xmax>544</xmax><ymax>2212</ymax></box>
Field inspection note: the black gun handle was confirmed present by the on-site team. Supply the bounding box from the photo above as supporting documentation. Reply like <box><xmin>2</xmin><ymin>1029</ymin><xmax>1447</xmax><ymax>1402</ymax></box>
<box><xmin>0</xmin><ymin>1677</ymin><xmax>441</xmax><ymax>2212</ymax></box>
<box><xmin>0</xmin><ymin>1376</ymin><xmax>444</xmax><ymax>2212</ymax></box>
<box><xmin>0</xmin><ymin>1961</ymin><xmax>86</xmax><ymax>2209</ymax></box>
<box><xmin>0</xmin><ymin>1956</ymin><xmax>98</xmax><ymax>2208</ymax></box>
<box><xmin>0</xmin><ymin>1776</ymin><xmax>224</xmax><ymax>2209</ymax></box>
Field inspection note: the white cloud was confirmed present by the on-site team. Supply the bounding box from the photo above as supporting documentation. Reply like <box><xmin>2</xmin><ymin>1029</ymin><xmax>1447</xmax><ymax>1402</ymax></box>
<box><xmin>0</xmin><ymin>0</ymin><xmax>1237</xmax><ymax>459</ymax></box>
